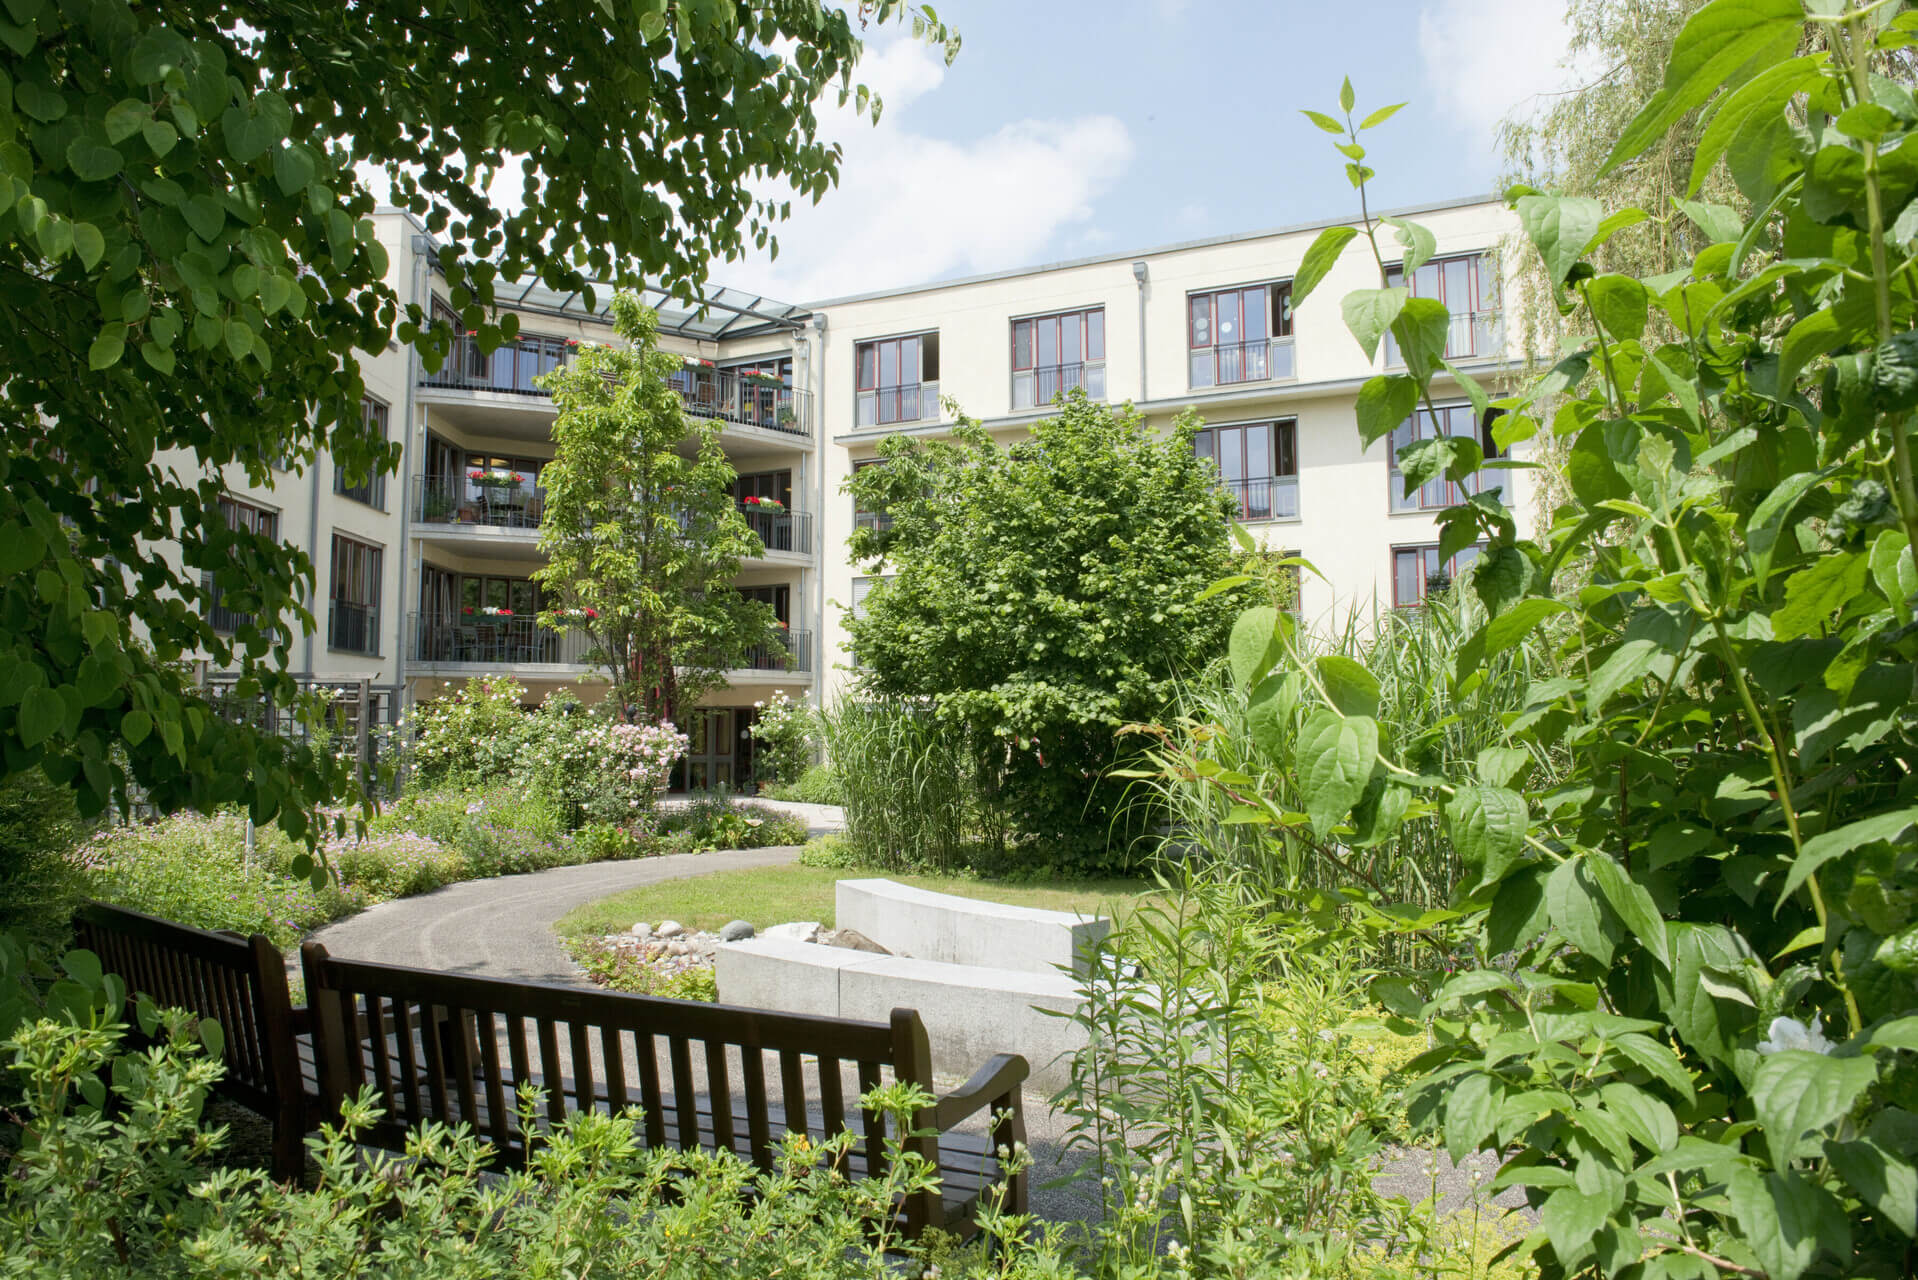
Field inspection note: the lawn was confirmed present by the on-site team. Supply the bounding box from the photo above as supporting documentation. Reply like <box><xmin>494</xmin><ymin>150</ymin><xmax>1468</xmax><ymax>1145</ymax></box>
<box><xmin>556</xmin><ymin>862</ymin><xmax>1155</xmax><ymax>938</ymax></box>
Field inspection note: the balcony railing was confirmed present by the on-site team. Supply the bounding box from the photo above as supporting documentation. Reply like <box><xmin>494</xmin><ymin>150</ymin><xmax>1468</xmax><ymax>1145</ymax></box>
<box><xmin>1012</xmin><ymin>361</ymin><xmax>1105</xmax><ymax>411</ymax></box>
<box><xmin>855</xmin><ymin>382</ymin><xmax>939</xmax><ymax>428</ymax></box>
<box><xmin>407</xmin><ymin>612</ymin><xmax>592</xmax><ymax>667</ymax></box>
<box><xmin>328</xmin><ymin>602</ymin><xmax>380</xmax><ymax>656</ymax></box>
<box><xmin>738</xmin><ymin>504</ymin><xmax>813</xmax><ymax>555</ymax></box>
<box><xmin>1219</xmin><ymin>475</ymin><xmax>1299</xmax><ymax>523</ymax></box>
<box><xmin>413</xmin><ymin>474</ymin><xmax>544</xmax><ymax>530</ymax></box>
<box><xmin>671</xmin><ymin>366</ymin><xmax>811</xmax><ymax>436</ymax></box>
<box><xmin>1189</xmin><ymin>337</ymin><xmax>1296</xmax><ymax>389</ymax></box>
<box><xmin>738</xmin><ymin>628</ymin><xmax>812</xmax><ymax>673</ymax></box>
<box><xmin>422</xmin><ymin>334</ymin><xmax>572</xmax><ymax>396</ymax></box>
<box><xmin>201</xmin><ymin>576</ymin><xmax>254</xmax><ymax>635</ymax></box>
<box><xmin>853</xmin><ymin>510</ymin><xmax>893</xmax><ymax>534</ymax></box>
<box><xmin>1385</xmin><ymin>310</ymin><xmax>1504</xmax><ymax>367</ymax></box>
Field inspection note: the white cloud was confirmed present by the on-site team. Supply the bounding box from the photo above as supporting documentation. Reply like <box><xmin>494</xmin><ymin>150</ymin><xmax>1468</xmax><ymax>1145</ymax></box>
<box><xmin>1416</xmin><ymin>0</ymin><xmax>1577</xmax><ymax>151</ymax></box>
<box><xmin>712</xmin><ymin>38</ymin><xmax>1133</xmax><ymax>304</ymax></box>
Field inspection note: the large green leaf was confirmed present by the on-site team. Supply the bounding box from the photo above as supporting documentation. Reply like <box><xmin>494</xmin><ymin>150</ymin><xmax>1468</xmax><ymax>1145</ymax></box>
<box><xmin>1728</xmin><ymin>1168</ymin><xmax>1852</xmax><ymax>1280</ymax></box>
<box><xmin>1292</xmin><ymin>224</ymin><xmax>1357</xmax><ymax>309</ymax></box>
<box><xmin>1586</xmin><ymin>274</ymin><xmax>1650</xmax><ymax>341</ymax></box>
<box><xmin>1228</xmin><ymin>606</ymin><xmax>1283</xmax><ymax>690</ymax></box>
<box><xmin>1389</xmin><ymin>296</ymin><xmax>1452</xmax><ymax>376</ymax></box>
<box><xmin>1342</xmin><ymin>287</ymin><xmax>1408</xmax><ymax>363</ymax></box>
<box><xmin>1689</xmin><ymin>55</ymin><xmax>1825</xmax><ymax>195</ymax></box>
<box><xmin>1447</xmin><ymin>786</ymin><xmax>1528</xmax><ymax>891</ymax></box>
<box><xmin>1355</xmin><ymin>374</ymin><xmax>1419</xmax><ymax>447</ymax></box>
<box><xmin>1602</xmin><ymin>0</ymin><xmax>1806</xmax><ymax>175</ymax></box>
<box><xmin>1826</xmin><ymin>1129</ymin><xmax>1918</xmax><ymax>1238</ymax></box>
<box><xmin>1444</xmin><ymin>1071</ymin><xmax>1499</xmax><ymax>1163</ymax></box>
<box><xmin>1297</xmin><ymin>708</ymin><xmax>1378</xmax><ymax>839</ymax></box>
<box><xmin>1586</xmin><ymin>852</ymin><xmax>1671</xmax><ymax>970</ymax></box>
<box><xmin>1548</xmin><ymin>856</ymin><xmax>1621</xmax><ymax>967</ymax></box>
<box><xmin>1751</xmin><ymin>1050</ymin><xmax>1879</xmax><ymax>1168</ymax></box>
<box><xmin>1315</xmin><ymin>654</ymin><xmax>1379</xmax><ymax>719</ymax></box>
<box><xmin>1517</xmin><ymin>194</ymin><xmax>1603</xmax><ymax>286</ymax></box>
<box><xmin>1781</xmin><ymin>807</ymin><xmax>1918</xmax><ymax>907</ymax></box>
<box><xmin>1540</xmin><ymin>1187</ymin><xmax>1611</xmax><ymax>1268</ymax></box>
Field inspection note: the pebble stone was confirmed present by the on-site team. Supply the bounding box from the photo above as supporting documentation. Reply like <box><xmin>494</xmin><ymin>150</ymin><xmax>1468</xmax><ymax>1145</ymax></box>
<box><xmin>718</xmin><ymin>919</ymin><xmax>755</xmax><ymax>942</ymax></box>
<box><xmin>655</xmin><ymin>920</ymin><xmax>685</xmax><ymax>939</ymax></box>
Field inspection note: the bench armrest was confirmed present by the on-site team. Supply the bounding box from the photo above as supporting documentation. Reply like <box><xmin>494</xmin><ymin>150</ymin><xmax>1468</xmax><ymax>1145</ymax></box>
<box><xmin>287</xmin><ymin>1005</ymin><xmax>313</xmax><ymax>1036</ymax></box>
<box><xmin>934</xmin><ymin>1053</ymin><xmax>1028</xmax><ymax>1129</ymax></box>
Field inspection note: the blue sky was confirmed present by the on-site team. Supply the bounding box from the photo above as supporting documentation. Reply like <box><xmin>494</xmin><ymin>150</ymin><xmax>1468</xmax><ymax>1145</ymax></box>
<box><xmin>724</xmin><ymin>0</ymin><xmax>1573</xmax><ymax>304</ymax></box>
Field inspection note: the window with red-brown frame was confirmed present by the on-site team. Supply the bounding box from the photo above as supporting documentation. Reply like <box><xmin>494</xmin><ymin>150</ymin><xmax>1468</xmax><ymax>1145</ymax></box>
<box><xmin>1383</xmin><ymin>253</ymin><xmax>1503</xmax><ymax>364</ymax></box>
<box><xmin>855</xmin><ymin>333</ymin><xmax>940</xmax><ymax>426</ymax></box>
<box><xmin>1391</xmin><ymin>543</ymin><xmax>1482</xmax><ymax>608</ymax></box>
<box><xmin>1388</xmin><ymin>403</ymin><xmax>1506</xmax><ymax>512</ymax></box>
<box><xmin>328</xmin><ymin>533</ymin><xmax>383</xmax><ymax>654</ymax></box>
<box><xmin>1189</xmin><ymin>282</ymin><xmax>1294</xmax><ymax>387</ymax></box>
<box><xmin>1012</xmin><ymin>308</ymin><xmax>1105</xmax><ymax>409</ymax></box>
<box><xmin>1195</xmin><ymin>420</ymin><xmax>1299</xmax><ymax>522</ymax></box>
<box><xmin>203</xmin><ymin>497</ymin><xmax>279</xmax><ymax>633</ymax></box>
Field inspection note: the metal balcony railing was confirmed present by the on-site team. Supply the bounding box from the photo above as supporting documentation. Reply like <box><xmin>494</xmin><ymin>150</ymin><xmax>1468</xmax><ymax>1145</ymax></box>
<box><xmin>1012</xmin><ymin>361</ymin><xmax>1106</xmax><ymax>410</ymax></box>
<box><xmin>407</xmin><ymin>612</ymin><xmax>593</xmax><ymax>666</ymax></box>
<box><xmin>412</xmin><ymin>474</ymin><xmax>544</xmax><ymax>530</ymax></box>
<box><xmin>854</xmin><ymin>381</ymin><xmax>939</xmax><ymax>428</ymax></box>
<box><xmin>1384</xmin><ymin>309</ymin><xmax>1504</xmax><ymax>367</ymax></box>
<box><xmin>1219</xmin><ymin>475</ymin><xmax>1299</xmax><ymax>522</ymax></box>
<box><xmin>201</xmin><ymin>577</ymin><xmax>254</xmax><ymax>635</ymax></box>
<box><xmin>671</xmin><ymin>366</ymin><xmax>812</xmax><ymax>437</ymax></box>
<box><xmin>1189</xmin><ymin>336</ymin><xmax>1296</xmax><ymax>388</ymax></box>
<box><xmin>738</xmin><ymin>628</ymin><xmax>812</xmax><ymax>673</ymax></box>
<box><xmin>327</xmin><ymin>602</ymin><xmax>380</xmax><ymax>655</ymax></box>
<box><xmin>422</xmin><ymin>334</ymin><xmax>573</xmax><ymax>395</ymax></box>
<box><xmin>737</xmin><ymin>504</ymin><xmax>813</xmax><ymax>555</ymax></box>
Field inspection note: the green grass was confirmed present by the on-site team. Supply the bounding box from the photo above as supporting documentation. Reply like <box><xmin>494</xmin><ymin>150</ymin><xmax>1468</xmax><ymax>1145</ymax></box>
<box><xmin>556</xmin><ymin>863</ymin><xmax>1155</xmax><ymax>938</ymax></box>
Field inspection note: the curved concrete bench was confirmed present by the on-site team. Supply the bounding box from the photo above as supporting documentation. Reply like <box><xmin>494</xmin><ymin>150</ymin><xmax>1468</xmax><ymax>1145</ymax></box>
<box><xmin>715</xmin><ymin>937</ymin><xmax>1088</xmax><ymax>1091</ymax></box>
<box><xmin>835</xmin><ymin>878</ymin><xmax>1110</xmax><ymax>977</ymax></box>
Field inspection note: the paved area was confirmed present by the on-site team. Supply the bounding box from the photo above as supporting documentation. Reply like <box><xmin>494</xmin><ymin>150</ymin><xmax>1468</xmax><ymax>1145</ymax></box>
<box><xmin>305</xmin><ymin>846</ymin><xmax>800</xmax><ymax>983</ymax></box>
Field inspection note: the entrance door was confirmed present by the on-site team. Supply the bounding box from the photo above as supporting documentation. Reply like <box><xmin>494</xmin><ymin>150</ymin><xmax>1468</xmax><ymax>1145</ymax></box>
<box><xmin>678</xmin><ymin>709</ymin><xmax>736</xmax><ymax>791</ymax></box>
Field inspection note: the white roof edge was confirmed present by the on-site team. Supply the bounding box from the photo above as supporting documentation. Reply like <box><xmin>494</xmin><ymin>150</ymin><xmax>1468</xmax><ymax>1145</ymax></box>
<box><xmin>797</xmin><ymin>193</ymin><xmax>1505</xmax><ymax>309</ymax></box>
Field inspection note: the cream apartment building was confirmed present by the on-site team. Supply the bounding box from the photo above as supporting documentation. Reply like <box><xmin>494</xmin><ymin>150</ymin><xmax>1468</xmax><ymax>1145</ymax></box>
<box><xmin>192</xmin><ymin>194</ymin><xmax>1523</xmax><ymax>789</ymax></box>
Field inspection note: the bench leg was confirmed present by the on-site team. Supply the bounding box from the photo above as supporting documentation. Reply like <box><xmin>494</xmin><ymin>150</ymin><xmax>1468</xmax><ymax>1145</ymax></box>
<box><xmin>270</xmin><ymin>1098</ymin><xmax>306</xmax><ymax>1183</ymax></box>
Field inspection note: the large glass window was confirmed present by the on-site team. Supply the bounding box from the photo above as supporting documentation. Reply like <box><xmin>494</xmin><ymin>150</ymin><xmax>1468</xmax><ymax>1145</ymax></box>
<box><xmin>1392</xmin><ymin>544</ymin><xmax>1482</xmax><ymax>608</ymax></box>
<box><xmin>328</xmin><ymin>533</ymin><xmax>382</xmax><ymax>654</ymax></box>
<box><xmin>205</xmin><ymin>498</ymin><xmax>279</xmax><ymax>633</ymax></box>
<box><xmin>1189</xmin><ymin>283</ymin><xmax>1293</xmax><ymax>387</ymax></box>
<box><xmin>1011</xmin><ymin>308</ymin><xmax>1106</xmax><ymax>409</ymax></box>
<box><xmin>1388</xmin><ymin>403</ymin><xmax>1505</xmax><ymax>512</ymax></box>
<box><xmin>334</xmin><ymin>396</ymin><xmax>389</xmax><ymax>509</ymax></box>
<box><xmin>855</xmin><ymin>333</ymin><xmax>940</xmax><ymax>426</ymax></box>
<box><xmin>1195</xmin><ymin>420</ymin><xmax>1299</xmax><ymax>521</ymax></box>
<box><xmin>1384</xmin><ymin>253</ymin><xmax>1502</xmax><ymax>363</ymax></box>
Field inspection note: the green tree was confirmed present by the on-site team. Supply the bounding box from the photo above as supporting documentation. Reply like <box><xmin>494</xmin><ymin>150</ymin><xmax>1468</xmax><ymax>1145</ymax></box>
<box><xmin>846</xmin><ymin>391</ymin><xmax>1240</xmax><ymax>873</ymax></box>
<box><xmin>0</xmin><ymin>0</ymin><xmax>952</xmax><ymax>851</ymax></box>
<box><xmin>534</xmin><ymin>295</ymin><xmax>778</xmax><ymax>724</ymax></box>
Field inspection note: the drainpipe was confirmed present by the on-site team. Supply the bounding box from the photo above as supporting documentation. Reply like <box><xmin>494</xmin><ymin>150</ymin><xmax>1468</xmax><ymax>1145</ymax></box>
<box><xmin>303</xmin><ymin>445</ymin><xmax>321</xmax><ymax>676</ymax></box>
<box><xmin>1131</xmin><ymin>261</ymin><xmax>1149</xmax><ymax>404</ymax></box>
<box><xmin>808</xmin><ymin>312</ymin><xmax>827</xmax><ymax>713</ymax></box>
<box><xmin>393</xmin><ymin>230</ymin><xmax>430</xmax><ymax>711</ymax></box>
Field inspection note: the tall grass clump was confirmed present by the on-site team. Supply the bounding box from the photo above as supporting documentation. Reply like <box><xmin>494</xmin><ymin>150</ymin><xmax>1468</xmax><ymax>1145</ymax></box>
<box><xmin>823</xmin><ymin>698</ymin><xmax>983</xmax><ymax>873</ymax></box>
<box><xmin>1135</xmin><ymin>586</ymin><xmax>1560</xmax><ymax>914</ymax></box>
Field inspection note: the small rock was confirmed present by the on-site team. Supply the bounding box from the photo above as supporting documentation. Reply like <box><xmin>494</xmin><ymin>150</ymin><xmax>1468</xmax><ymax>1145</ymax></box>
<box><xmin>666</xmin><ymin>939</ymin><xmax>691</xmax><ymax>956</ymax></box>
<box><xmin>718</xmin><ymin>919</ymin><xmax>755</xmax><ymax>942</ymax></box>
<box><xmin>824</xmin><ymin>928</ymin><xmax>889</xmax><ymax>955</ymax></box>
<box><xmin>630</xmin><ymin>922</ymin><xmax>653</xmax><ymax>939</ymax></box>
<box><xmin>762</xmin><ymin>921</ymin><xmax>821</xmax><ymax>945</ymax></box>
<box><xmin>655</xmin><ymin>920</ymin><xmax>685</xmax><ymax>939</ymax></box>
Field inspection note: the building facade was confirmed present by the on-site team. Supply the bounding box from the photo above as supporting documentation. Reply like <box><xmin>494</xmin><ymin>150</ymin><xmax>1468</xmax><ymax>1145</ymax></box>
<box><xmin>189</xmin><ymin>194</ymin><xmax>1524</xmax><ymax>788</ymax></box>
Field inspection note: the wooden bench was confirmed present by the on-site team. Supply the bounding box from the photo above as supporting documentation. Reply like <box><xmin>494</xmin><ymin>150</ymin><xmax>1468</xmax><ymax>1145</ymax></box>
<box><xmin>300</xmin><ymin>940</ymin><xmax>1029</xmax><ymax>1240</ymax></box>
<box><xmin>71</xmin><ymin>902</ymin><xmax>317</xmax><ymax>1182</ymax></box>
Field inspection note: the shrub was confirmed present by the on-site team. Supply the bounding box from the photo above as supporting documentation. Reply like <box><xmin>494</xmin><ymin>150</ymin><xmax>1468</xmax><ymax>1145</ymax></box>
<box><xmin>747</xmin><ymin>691</ymin><xmax>818</xmax><ymax>787</ymax></box>
<box><xmin>569</xmin><ymin>936</ymin><xmax>719</xmax><ymax>1001</ymax></box>
<box><xmin>0</xmin><ymin>769</ymin><xmax>89</xmax><ymax>946</ymax></box>
<box><xmin>796</xmin><ymin>833</ymin><xmax>868</xmax><ymax>870</ymax></box>
<box><xmin>326</xmin><ymin>832</ymin><xmax>465</xmax><ymax>901</ymax></box>
<box><xmin>573</xmin><ymin>823</ymin><xmax>658</xmax><ymax>862</ymax></box>
<box><xmin>660</xmin><ymin>794</ymin><xmax>808</xmax><ymax>851</ymax></box>
<box><xmin>76</xmin><ymin>813</ymin><xmax>361</xmax><ymax>949</ymax></box>
<box><xmin>518</xmin><ymin>698</ymin><xmax>685</xmax><ymax>828</ymax></box>
<box><xmin>766</xmin><ymin>762</ymin><xmax>842</xmax><ymax>806</ymax></box>
<box><xmin>404</xmin><ymin>674</ymin><xmax>531</xmax><ymax>786</ymax></box>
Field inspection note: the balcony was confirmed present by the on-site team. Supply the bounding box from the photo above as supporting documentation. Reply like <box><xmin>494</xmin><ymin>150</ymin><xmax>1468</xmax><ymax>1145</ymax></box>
<box><xmin>738</xmin><ymin>504</ymin><xmax>812</xmax><ymax>556</ymax></box>
<box><xmin>1189</xmin><ymin>337</ymin><xmax>1296</xmax><ymax>389</ymax></box>
<box><xmin>672</xmin><ymin>366</ymin><xmax>812</xmax><ymax>437</ymax></box>
<box><xmin>855</xmin><ymin>382</ymin><xmax>939</xmax><ymax>428</ymax></box>
<box><xmin>1218</xmin><ymin>475</ymin><xmax>1299</xmax><ymax>523</ymax></box>
<box><xmin>737</xmin><ymin>628</ymin><xmax>812</xmax><ymax>674</ymax></box>
<box><xmin>407</xmin><ymin>612</ymin><xmax>592</xmax><ymax>669</ymax></box>
<box><xmin>1012</xmin><ymin>362</ymin><xmax>1104</xmax><ymax>411</ymax></box>
<box><xmin>201</xmin><ymin>577</ymin><xmax>255</xmax><ymax>636</ymax></box>
<box><xmin>1385</xmin><ymin>310</ymin><xmax>1504</xmax><ymax>367</ymax></box>
<box><xmin>413</xmin><ymin>474</ymin><xmax>544</xmax><ymax>531</ymax></box>
<box><xmin>328</xmin><ymin>602</ymin><xmax>380</xmax><ymax>656</ymax></box>
<box><xmin>422</xmin><ymin>334</ymin><xmax>572</xmax><ymax>396</ymax></box>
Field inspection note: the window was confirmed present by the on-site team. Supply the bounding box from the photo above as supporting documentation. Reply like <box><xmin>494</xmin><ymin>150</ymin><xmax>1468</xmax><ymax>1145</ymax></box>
<box><xmin>1012</xmin><ymin>308</ymin><xmax>1106</xmax><ymax>409</ymax></box>
<box><xmin>204</xmin><ymin>498</ymin><xmax>279</xmax><ymax>633</ymax></box>
<box><xmin>328</xmin><ymin>533</ymin><xmax>382</xmax><ymax>654</ymax></box>
<box><xmin>419</xmin><ymin>443</ymin><xmax>548</xmax><ymax>527</ymax></box>
<box><xmin>334</xmin><ymin>396</ymin><xmax>389</xmax><ymax>509</ymax></box>
<box><xmin>1384</xmin><ymin>253</ymin><xmax>1502</xmax><ymax>364</ymax></box>
<box><xmin>1189</xmin><ymin>282</ymin><xmax>1293</xmax><ymax>388</ymax></box>
<box><xmin>1388</xmin><ymin>403</ymin><xmax>1505</xmax><ymax>512</ymax></box>
<box><xmin>740</xmin><ymin>584</ymin><xmax>791</xmax><ymax>625</ymax></box>
<box><xmin>852</xmin><ymin>458</ymin><xmax>892</xmax><ymax>534</ymax></box>
<box><xmin>855</xmin><ymin>333</ymin><xmax>940</xmax><ymax>426</ymax></box>
<box><xmin>1391</xmin><ymin>544</ymin><xmax>1482</xmax><ymax>608</ymax></box>
<box><xmin>1195</xmin><ymin>420</ymin><xmax>1299</xmax><ymax>521</ymax></box>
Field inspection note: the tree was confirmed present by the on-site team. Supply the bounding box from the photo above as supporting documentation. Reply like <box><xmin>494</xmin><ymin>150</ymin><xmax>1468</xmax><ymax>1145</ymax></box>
<box><xmin>0</xmin><ymin>1</ymin><xmax>952</xmax><ymax>850</ymax></box>
<box><xmin>846</xmin><ymin>391</ymin><xmax>1240</xmax><ymax>873</ymax></box>
<box><xmin>534</xmin><ymin>295</ymin><xmax>778</xmax><ymax>724</ymax></box>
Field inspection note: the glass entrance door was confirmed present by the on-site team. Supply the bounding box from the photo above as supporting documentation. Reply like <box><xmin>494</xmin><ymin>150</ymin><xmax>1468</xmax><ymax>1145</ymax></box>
<box><xmin>677</xmin><ymin>709</ymin><xmax>736</xmax><ymax>791</ymax></box>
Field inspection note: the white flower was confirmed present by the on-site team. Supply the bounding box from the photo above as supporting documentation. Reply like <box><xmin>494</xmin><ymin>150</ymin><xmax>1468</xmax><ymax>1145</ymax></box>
<box><xmin>1757</xmin><ymin>1015</ymin><xmax>1834</xmax><ymax>1055</ymax></box>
